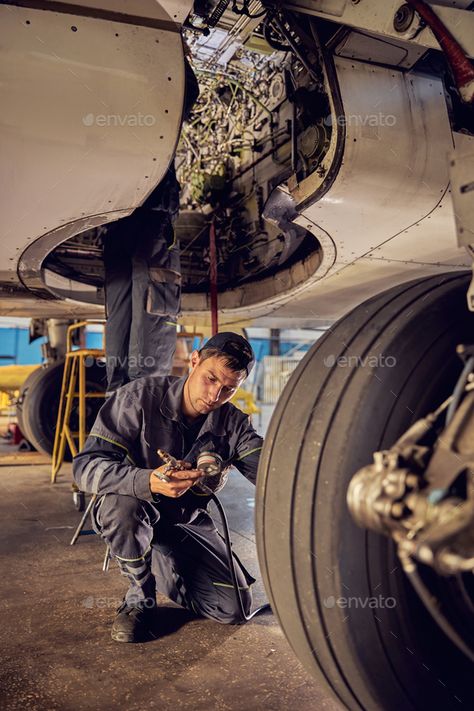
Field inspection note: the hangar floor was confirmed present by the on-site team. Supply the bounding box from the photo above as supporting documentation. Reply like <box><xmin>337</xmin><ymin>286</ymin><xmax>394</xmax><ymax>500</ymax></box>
<box><xmin>0</xmin><ymin>438</ymin><xmax>342</xmax><ymax>711</ymax></box>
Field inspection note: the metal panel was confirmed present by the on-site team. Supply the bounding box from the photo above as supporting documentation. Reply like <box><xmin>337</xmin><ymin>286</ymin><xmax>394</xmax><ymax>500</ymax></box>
<box><xmin>296</xmin><ymin>59</ymin><xmax>466</xmax><ymax>264</ymax></box>
<box><xmin>0</xmin><ymin>4</ymin><xmax>185</xmax><ymax>286</ymax></box>
<box><xmin>335</xmin><ymin>29</ymin><xmax>426</xmax><ymax>69</ymax></box>
<box><xmin>449</xmin><ymin>139</ymin><xmax>474</xmax><ymax>247</ymax></box>
<box><xmin>8</xmin><ymin>1</ymin><xmax>193</xmax><ymax>26</ymax></box>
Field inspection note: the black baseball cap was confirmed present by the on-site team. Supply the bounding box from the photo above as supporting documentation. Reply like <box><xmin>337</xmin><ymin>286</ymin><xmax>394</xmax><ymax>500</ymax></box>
<box><xmin>201</xmin><ymin>332</ymin><xmax>255</xmax><ymax>375</ymax></box>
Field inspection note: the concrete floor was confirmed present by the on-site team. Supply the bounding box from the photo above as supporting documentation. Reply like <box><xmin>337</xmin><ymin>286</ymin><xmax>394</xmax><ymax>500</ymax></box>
<box><xmin>0</xmin><ymin>427</ymin><xmax>342</xmax><ymax>711</ymax></box>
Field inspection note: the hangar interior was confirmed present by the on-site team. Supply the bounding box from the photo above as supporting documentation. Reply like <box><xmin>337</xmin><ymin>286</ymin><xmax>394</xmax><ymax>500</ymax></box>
<box><xmin>0</xmin><ymin>1</ymin><xmax>473</xmax><ymax>710</ymax></box>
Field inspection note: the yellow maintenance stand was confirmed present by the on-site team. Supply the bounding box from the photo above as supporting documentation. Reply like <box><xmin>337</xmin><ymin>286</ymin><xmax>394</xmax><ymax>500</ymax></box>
<box><xmin>51</xmin><ymin>321</ymin><xmax>106</xmax><ymax>505</ymax></box>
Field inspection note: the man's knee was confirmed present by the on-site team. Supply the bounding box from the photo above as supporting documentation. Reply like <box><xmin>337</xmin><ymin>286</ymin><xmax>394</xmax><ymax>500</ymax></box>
<box><xmin>96</xmin><ymin>493</ymin><xmax>143</xmax><ymax>527</ymax></box>
<box><xmin>194</xmin><ymin>586</ymin><xmax>252</xmax><ymax>625</ymax></box>
<box><xmin>93</xmin><ymin>494</ymin><xmax>157</xmax><ymax>550</ymax></box>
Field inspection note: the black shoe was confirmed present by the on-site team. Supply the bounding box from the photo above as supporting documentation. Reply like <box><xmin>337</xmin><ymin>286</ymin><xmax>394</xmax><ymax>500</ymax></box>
<box><xmin>111</xmin><ymin>600</ymin><xmax>157</xmax><ymax>643</ymax></box>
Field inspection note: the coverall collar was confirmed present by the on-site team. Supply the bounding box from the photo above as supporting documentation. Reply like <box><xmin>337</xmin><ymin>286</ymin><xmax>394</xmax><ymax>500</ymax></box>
<box><xmin>159</xmin><ymin>375</ymin><xmax>227</xmax><ymax>436</ymax></box>
<box><xmin>159</xmin><ymin>375</ymin><xmax>186</xmax><ymax>422</ymax></box>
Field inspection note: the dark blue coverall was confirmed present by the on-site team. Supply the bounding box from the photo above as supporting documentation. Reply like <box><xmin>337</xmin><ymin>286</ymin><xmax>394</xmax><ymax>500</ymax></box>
<box><xmin>72</xmin><ymin>375</ymin><xmax>263</xmax><ymax>623</ymax></box>
<box><xmin>103</xmin><ymin>58</ymin><xmax>199</xmax><ymax>391</ymax></box>
<box><xmin>102</xmin><ymin>171</ymin><xmax>181</xmax><ymax>391</ymax></box>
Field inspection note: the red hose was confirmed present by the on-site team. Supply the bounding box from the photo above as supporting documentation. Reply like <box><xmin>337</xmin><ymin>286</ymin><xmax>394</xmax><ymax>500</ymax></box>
<box><xmin>406</xmin><ymin>0</ymin><xmax>474</xmax><ymax>104</ymax></box>
<box><xmin>209</xmin><ymin>220</ymin><xmax>218</xmax><ymax>336</ymax></box>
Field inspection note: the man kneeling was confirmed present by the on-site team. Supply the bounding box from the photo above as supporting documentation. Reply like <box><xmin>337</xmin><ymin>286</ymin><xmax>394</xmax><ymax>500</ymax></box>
<box><xmin>73</xmin><ymin>332</ymin><xmax>262</xmax><ymax>642</ymax></box>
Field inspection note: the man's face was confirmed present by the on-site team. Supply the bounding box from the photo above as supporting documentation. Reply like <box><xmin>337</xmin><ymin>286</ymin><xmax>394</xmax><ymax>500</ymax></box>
<box><xmin>185</xmin><ymin>352</ymin><xmax>246</xmax><ymax>417</ymax></box>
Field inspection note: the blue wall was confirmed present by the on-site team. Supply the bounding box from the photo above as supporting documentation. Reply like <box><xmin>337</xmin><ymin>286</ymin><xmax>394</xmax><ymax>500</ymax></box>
<box><xmin>0</xmin><ymin>328</ymin><xmax>105</xmax><ymax>365</ymax></box>
<box><xmin>0</xmin><ymin>328</ymin><xmax>46</xmax><ymax>365</ymax></box>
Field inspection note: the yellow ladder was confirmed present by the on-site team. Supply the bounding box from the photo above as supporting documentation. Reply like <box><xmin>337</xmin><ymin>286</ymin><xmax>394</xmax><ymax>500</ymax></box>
<box><xmin>51</xmin><ymin>321</ymin><xmax>106</xmax><ymax>484</ymax></box>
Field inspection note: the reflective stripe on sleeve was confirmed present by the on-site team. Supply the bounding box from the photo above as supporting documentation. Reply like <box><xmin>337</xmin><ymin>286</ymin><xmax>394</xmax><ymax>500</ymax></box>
<box><xmin>235</xmin><ymin>446</ymin><xmax>262</xmax><ymax>461</ymax></box>
<box><xmin>89</xmin><ymin>431</ymin><xmax>137</xmax><ymax>465</ymax></box>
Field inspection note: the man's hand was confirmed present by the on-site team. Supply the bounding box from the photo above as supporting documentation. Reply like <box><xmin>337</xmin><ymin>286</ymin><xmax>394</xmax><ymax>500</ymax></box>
<box><xmin>149</xmin><ymin>460</ymin><xmax>203</xmax><ymax>498</ymax></box>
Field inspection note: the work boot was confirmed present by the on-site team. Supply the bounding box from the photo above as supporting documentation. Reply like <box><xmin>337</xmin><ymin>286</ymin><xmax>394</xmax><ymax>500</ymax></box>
<box><xmin>111</xmin><ymin>599</ymin><xmax>157</xmax><ymax>643</ymax></box>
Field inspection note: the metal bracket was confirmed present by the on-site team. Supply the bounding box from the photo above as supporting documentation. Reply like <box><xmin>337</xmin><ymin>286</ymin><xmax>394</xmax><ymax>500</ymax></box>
<box><xmin>449</xmin><ymin>147</ymin><xmax>474</xmax><ymax>250</ymax></box>
<box><xmin>283</xmin><ymin>1</ymin><xmax>474</xmax><ymax>59</ymax></box>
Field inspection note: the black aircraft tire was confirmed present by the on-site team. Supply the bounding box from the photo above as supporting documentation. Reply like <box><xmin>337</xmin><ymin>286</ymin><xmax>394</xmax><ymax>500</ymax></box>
<box><xmin>16</xmin><ymin>366</ymin><xmax>44</xmax><ymax>445</ymax></box>
<box><xmin>17</xmin><ymin>360</ymin><xmax>106</xmax><ymax>457</ymax></box>
<box><xmin>256</xmin><ymin>273</ymin><xmax>474</xmax><ymax>711</ymax></box>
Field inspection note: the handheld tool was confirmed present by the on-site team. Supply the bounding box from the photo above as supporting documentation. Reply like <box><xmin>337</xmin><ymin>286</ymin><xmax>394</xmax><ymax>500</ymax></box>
<box><xmin>154</xmin><ymin>448</ymin><xmax>187</xmax><ymax>482</ymax></box>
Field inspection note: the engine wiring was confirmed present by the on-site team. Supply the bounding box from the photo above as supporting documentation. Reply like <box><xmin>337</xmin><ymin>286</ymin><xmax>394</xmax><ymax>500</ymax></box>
<box><xmin>176</xmin><ymin>43</ymin><xmax>285</xmax><ymax>207</ymax></box>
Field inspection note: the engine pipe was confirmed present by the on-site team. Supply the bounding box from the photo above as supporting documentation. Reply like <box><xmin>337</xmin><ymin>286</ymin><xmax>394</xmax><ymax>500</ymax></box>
<box><xmin>209</xmin><ymin>220</ymin><xmax>219</xmax><ymax>336</ymax></box>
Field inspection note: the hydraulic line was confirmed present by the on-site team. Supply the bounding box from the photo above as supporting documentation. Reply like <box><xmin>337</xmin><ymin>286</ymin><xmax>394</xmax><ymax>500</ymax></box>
<box><xmin>157</xmin><ymin>450</ymin><xmax>271</xmax><ymax>622</ymax></box>
<box><xmin>446</xmin><ymin>354</ymin><xmax>474</xmax><ymax>424</ymax></box>
<box><xmin>205</xmin><ymin>486</ymin><xmax>272</xmax><ymax>621</ymax></box>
